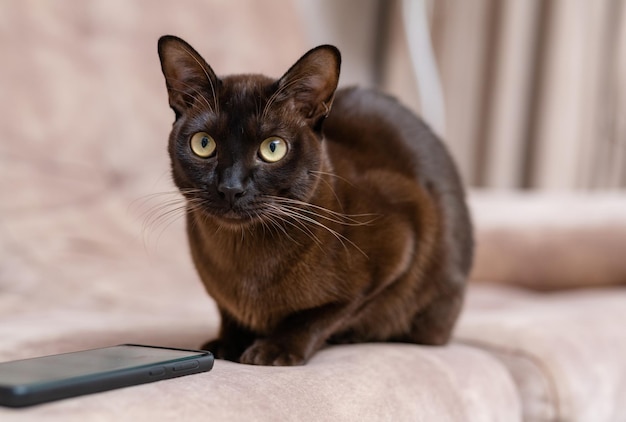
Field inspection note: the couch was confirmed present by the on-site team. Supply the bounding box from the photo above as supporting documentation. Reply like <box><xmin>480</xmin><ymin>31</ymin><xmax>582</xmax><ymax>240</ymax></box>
<box><xmin>2</xmin><ymin>1</ymin><xmax>625</xmax><ymax>420</ymax></box>
<box><xmin>2</xmin><ymin>185</ymin><xmax>626</xmax><ymax>421</ymax></box>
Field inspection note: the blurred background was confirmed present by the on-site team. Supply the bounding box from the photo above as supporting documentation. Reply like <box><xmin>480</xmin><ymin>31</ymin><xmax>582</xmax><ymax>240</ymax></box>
<box><xmin>0</xmin><ymin>0</ymin><xmax>625</xmax><ymax>308</ymax></box>
<box><xmin>2</xmin><ymin>0</ymin><xmax>625</xmax><ymax>195</ymax></box>
<box><xmin>300</xmin><ymin>0</ymin><xmax>626</xmax><ymax>191</ymax></box>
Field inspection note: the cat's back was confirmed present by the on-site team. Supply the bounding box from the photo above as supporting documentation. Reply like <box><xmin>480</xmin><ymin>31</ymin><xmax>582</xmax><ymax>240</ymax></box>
<box><xmin>324</xmin><ymin>87</ymin><xmax>473</xmax><ymax>275</ymax></box>
<box><xmin>324</xmin><ymin>87</ymin><xmax>462</xmax><ymax>194</ymax></box>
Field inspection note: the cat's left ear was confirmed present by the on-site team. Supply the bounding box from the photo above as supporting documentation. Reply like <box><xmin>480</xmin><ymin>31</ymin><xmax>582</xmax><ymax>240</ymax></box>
<box><xmin>275</xmin><ymin>45</ymin><xmax>341</xmax><ymax>127</ymax></box>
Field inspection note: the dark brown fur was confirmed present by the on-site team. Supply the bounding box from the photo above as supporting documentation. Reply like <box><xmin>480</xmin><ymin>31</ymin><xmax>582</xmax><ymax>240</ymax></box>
<box><xmin>158</xmin><ymin>36</ymin><xmax>473</xmax><ymax>366</ymax></box>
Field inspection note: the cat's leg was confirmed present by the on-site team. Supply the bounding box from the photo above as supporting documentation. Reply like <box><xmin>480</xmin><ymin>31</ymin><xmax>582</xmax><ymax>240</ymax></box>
<box><xmin>406</xmin><ymin>283</ymin><xmax>465</xmax><ymax>345</ymax></box>
<box><xmin>202</xmin><ymin>309</ymin><xmax>256</xmax><ymax>362</ymax></box>
<box><xmin>239</xmin><ymin>303</ymin><xmax>353</xmax><ymax>366</ymax></box>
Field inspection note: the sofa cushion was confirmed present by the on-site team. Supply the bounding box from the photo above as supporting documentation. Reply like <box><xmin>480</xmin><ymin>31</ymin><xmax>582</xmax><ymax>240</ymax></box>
<box><xmin>458</xmin><ymin>284</ymin><xmax>626</xmax><ymax>422</ymax></box>
<box><xmin>0</xmin><ymin>339</ymin><xmax>521</xmax><ymax>421</ymax></box>
<box><xmin>469</xmin><ymin>192</ymin><xmax>626</xmax><ymax>290</ymax></box>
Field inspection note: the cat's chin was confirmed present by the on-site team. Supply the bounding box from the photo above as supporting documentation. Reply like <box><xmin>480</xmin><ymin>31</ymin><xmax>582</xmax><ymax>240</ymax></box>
<box><xmin>210</xmin><ymin>210</ymin><xmax>259</xmax><ymax>228</ymax></box>
<box><xmin>189</xmin><ymin>205</ymin><xmax>260</xmax><ymax>228</ymax></box>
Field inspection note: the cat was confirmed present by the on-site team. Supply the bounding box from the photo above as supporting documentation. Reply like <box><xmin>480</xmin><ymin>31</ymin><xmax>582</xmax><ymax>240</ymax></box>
<box><xmin>157</xmin><ymin>35</ymin><xmax>473</xmax><ymax>366</ymax></box>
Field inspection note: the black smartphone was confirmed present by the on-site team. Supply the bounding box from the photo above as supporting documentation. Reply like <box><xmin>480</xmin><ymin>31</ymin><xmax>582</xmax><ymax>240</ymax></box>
<box><xmin>0</xmin><ymin>344</ymin><xmax>214</xmax><ymax>408</ymax></box>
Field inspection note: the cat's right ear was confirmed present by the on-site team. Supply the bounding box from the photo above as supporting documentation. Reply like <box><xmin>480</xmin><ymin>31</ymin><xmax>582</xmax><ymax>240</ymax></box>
<box><xmin>157</xmin><ymin>35</ymin><xmax>220</xmax><ymax>118</ymax></box>
<box><xmin>275</xmin><ymin>45</ymin><xmax>341</xmax><ymax>128</ymax></box>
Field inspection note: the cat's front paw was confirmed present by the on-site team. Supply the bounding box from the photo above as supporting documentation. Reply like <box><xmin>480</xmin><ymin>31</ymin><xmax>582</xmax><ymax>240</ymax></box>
<box><xmin>201</xmin><ymin>338</ymin><xmax>243</xmax><ymax>363</ymax></box>
<box><xmin>239</xmin><ymin>339</ymin><xmax>307</xmax><ymax>366</ymax></box>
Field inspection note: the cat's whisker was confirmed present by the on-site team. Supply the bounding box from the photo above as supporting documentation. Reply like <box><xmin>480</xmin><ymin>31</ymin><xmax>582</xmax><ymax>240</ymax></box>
<box><xmin>279</xmin><ymin>204</ymin><xmax>372</xmax><ymax>227</ymax></box>
<box><xmin>240</xmin><ymin>224</ymin><xmax>247</xmax><ymax>243</ymax></box>
<box><xmin>176</xmin><ymin>45</ymin><xmax>219</xmax><ymax>114</ymax></box>
<box><xmin>266</xmin><ymin>203</ymin><xmax>367</xmax><ymax>258</ymax></box>
<box><xmin>253</xmin><ymin>93</ymin><xmax>264</xmax><ymax>123</ymax></box>
<box><xmin>264</xmin><ymin>205</ymin><xmax>324</xmax><ymax>250</ymax></box>
<box><xmin>130</xmin><ymin>190</ymin><xmax>186</xmax><ymax>212</ymax></box>
<box><xmin>164</xmin><ymin>79</ymin><xmax>214</xmax><ymax>114</ymax></box>
<box><xmin>133</xmin><ymin>193</ymin><xmax>184</xmax><ymax>227</ymax></box>
<box><xmin>309</xmin><ymin>170</ymin><xmax>356</xmax><ymax>188</ymax></box>
<box><xmin>309</xmin><ymin>171</ymin><xmax>345</xmax><ymax>212</ymax></box>
<box><xmin>140</xmin><ymin>204</ymin><xmax>188</xmax><ymax>248</ymax></box>
<box><xmin>263</xmin><ymin>195</ymin><xmax>374</xmax><ymax>256</ymax></box>
<box><xmin>263</xmin><ymin>213</ymin><xmax>289</xmax><ymax>237</ymax></box>
<box><xmin>277</xmin><ymin>207</ymin><xmax>353</xmax><ymax>255</ymax></box>
<box><xmin>309</xmin><ymin>169</ymin><xmax>365</xmax><ymax>213</ymax></box>
<box><xmin>264</xmin><ymin>195</ymin><xmax>378</xmax><ymax>226</ymax></box>
<box><xmin>190</xmin><ymin>203</ymin><xmax>214</xmax><ymax>235</ymax></box>
<box><xmin>261</xmin><ymin>76</ymin><xmax>309</xmax><ymax>121</ymax></box>
<box><xmin>214</xmin><ymin>222</ymin><xmax>225</xmax><ymax>236</ymax></box>
<box><xmin>134</xmin><ymin>189</ymin><xmax>212</xmax><ymax>249</ymax></box>
<box><xmin>153</xmin><ymin>209</ymin><xmax>187</xmax><ymax>243</ymax></box>
<box><xmin>261</xmin><ymin>208</ymin><xmax>304</xmax><ymax>247</ymax></box>
<box><xmin>281</xmin><ymin>208</ymin><xmax>351</xmax><ymax>252</ymax></box>
<box><xmin>299</xmin><ymin>202</ymin><xmax>375</xmax><ymax>225</ymax></box>
<box><xmin>141</xmin><ymin>204</ymin><xmax>183</xmax><ymax>230</ymax></box>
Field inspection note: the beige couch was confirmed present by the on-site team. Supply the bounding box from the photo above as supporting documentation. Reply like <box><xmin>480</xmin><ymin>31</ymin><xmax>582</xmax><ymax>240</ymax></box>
<box><xmin>3</xmin><ymin>187</ymin><xmax>626</xmax><ymax>421</ymax></box>
<box><xmin>2</xmin><ymin>1</ymin><xmax>626</xmax><ymax>420</ymax></box>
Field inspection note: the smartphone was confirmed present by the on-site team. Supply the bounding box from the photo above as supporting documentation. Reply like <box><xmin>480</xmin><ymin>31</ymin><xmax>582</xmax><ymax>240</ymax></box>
<box><xmin>0</xmin><ymin>344</ymin><xmax>214</xmax><ymax>408</ymax></box>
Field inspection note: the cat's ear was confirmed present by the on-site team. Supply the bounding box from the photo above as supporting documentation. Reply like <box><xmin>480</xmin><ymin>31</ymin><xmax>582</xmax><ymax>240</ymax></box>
<box><xmin>158</xmin><ymin>35</ymin><xmax>219</xmax><ymax>117</ymax></box>
<box><xmin>275</xmin><ymin>45</ymin><xmax>341</xmax><ymax>126</ymax></box>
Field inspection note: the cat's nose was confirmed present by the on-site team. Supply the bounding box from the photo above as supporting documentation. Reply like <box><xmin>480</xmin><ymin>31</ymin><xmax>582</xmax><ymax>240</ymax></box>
<box><xmin>218</xmin><ymin>183</ymin><xmax>246</xmax><ymax>205</ymax></box>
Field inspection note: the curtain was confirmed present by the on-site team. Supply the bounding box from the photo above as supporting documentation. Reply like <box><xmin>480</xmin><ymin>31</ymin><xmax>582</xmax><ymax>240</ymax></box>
<box><xmin>428</xmin><ymin>0</ymin><xmax>626</xmax><ymax>190</ymax></box>
<box><xmin>300</xmin><ymin>0</ymin><xmax>626</xmax><ymax>190</ymax></box>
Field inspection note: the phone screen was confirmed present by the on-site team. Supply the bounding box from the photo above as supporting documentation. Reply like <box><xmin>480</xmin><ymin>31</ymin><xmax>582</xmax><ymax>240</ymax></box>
<box><xmin>0</xmin><ymin>344</ymin><xmax>214</xmax><ymax>407</ymax></box>
<box><xmin>0</xmin><ymin>345</ymin><xmax>206</xmax><ymax>385</ymax></box>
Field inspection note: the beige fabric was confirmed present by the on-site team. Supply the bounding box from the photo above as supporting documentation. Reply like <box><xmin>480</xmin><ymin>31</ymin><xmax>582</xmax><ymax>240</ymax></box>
<box><xmin>3</xmin><ymin>275</ymin><xmax>626</xmax><ymax>421</ymax></box>
<box><xmin>470</xmin><ymin>192</ymin><xmax>626</xmax><ymax>290</ymax></box>
<box><xmin>0</xmin><ymin>342</ymin><xmax>521</xmax><ymax>421</ymax></box>
<box><xmin>458</xmin><ymin>285</ymin><xmax>626</xmax><ymax>421</ymax></box>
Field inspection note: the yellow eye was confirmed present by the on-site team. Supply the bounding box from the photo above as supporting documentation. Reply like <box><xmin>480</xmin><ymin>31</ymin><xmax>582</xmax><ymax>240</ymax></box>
<box><xmin>190</xmin><ymin>132</ymin><xmax>216</xmax><ymax>158</ymax></box>
<box><xmin>259</xmin><ymin>137</ymin><xmax>288</xmax><ymax>162</ymax></box>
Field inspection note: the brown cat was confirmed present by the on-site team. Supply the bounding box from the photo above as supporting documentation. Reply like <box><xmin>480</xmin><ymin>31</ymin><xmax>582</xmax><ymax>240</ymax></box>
<box><xmin>157</xmin><ymin>35</ymin><xmax>473</xmax><ymax>366</ymax></box>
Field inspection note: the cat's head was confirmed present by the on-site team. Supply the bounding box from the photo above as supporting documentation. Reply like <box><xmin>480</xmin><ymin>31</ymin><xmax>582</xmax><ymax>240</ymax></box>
<box><xmin>158</xmin><ymin>36</ymin><xmax>341</xmax><ymax>226</ymax></box>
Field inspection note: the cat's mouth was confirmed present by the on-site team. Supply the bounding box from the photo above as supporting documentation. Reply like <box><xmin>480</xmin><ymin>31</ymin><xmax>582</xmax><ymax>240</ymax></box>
<box><xmin>219</xmin><ymin>209</ymin><xmax>251</xmax><ymax>222</ymax></box>
<box><xmin>203</xmin><ymin>205</ymin><xmax>264</xmax><ymax>227</ymax></box>
<box><xmin>183</xmin><ymin>191</ymin><xmax>268</xmax><ymax>227</ymax></box>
